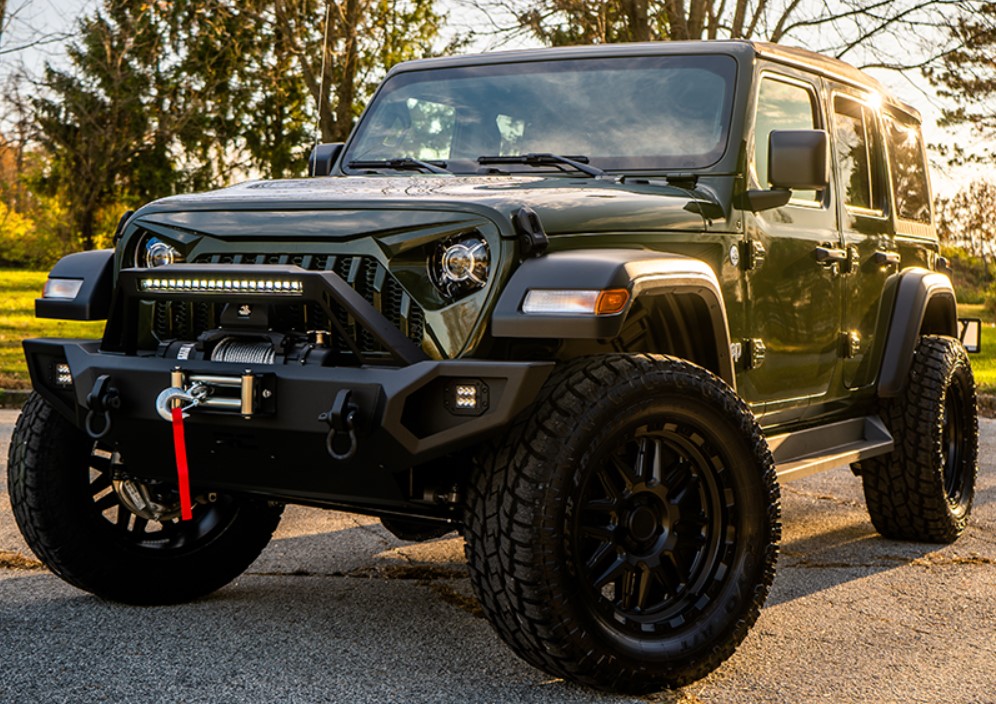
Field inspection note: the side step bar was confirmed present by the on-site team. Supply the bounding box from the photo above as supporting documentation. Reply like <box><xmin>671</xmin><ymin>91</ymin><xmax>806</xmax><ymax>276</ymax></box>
<box><xmin>767</xmin><ymin>416</ymin><xmax>893</xmax><ymax>482</ymax></box>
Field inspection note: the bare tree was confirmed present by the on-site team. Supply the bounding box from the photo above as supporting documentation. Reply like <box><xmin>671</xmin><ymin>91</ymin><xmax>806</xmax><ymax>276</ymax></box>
<box><xmin>456</xmin><ymin>0</ymin><xmax>968</xmax><ymax>71</ymax></box>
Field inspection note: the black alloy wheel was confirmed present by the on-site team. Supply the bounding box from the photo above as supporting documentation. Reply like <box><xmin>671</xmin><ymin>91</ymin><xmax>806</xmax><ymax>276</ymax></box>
<box><xmin>572</xmin><ymin>428</ymin><xmax>736</xmax><ymax>637</ymax></box>
<box><xmin>8</xmin><ymin>392</ymin><xmax>283</xmax><ymax>604</ymax></box>
<box><xmin>464</xmin><ymin>354</ymin><xmax>781</xmax><ymax>692</ymax></box>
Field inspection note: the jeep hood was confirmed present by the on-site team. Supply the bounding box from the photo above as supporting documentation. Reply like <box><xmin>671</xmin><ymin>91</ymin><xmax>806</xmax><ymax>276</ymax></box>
<box><xmin>130</xmin><ymin>175</ymin><xmax>710</xmax><ymax>239</ymax></box>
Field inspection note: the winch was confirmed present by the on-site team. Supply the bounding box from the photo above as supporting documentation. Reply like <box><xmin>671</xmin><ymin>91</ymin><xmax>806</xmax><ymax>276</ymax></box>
<box><xmin>155</xmin><ymin>367</ymin><xmax>274</xmax><ymax>421</ymax></box>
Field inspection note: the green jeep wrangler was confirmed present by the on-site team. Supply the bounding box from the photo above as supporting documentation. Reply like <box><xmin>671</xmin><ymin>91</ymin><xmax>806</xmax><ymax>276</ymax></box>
<box><xmin>8</xmin><ymin>40</ymin><xmax>980</xmax><ymax>692</ymax></box>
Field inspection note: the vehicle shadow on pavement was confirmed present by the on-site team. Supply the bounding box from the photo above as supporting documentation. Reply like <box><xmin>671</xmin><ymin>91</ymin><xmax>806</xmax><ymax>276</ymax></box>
<box><xmin>767</xmin><ymin>519</ymin><xmax>934</xmax><ymax>607</ymax></box>
<box><xmin>0</xmin><ymin>544</ymin><xmax>656</xmax><ymax>704</ymax></box>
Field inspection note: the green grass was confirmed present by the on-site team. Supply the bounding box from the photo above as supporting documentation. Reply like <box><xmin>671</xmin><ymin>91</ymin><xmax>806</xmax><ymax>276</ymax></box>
<box><xmin>0</xmin><ymin>269</ymin><xmax>104</xmax><ymax>390</ymax></box>
<box><xmin>1</xmin><ymin>268</ymin><xmax>995</xmax><ymax>395</ymax></box>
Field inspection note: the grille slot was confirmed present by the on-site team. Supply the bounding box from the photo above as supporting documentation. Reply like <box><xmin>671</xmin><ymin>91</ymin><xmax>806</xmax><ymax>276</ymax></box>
<box><xmin>150</xmin><ymin>253</ymin><xmax>424</xmax><ymax>360</ymax></box>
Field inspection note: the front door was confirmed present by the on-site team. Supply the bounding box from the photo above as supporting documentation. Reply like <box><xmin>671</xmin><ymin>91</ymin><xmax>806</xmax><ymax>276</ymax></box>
<box><xmin>742</xmin><ymin>71</ymin><xmax>843</xmax><ymax>414</ymax></box>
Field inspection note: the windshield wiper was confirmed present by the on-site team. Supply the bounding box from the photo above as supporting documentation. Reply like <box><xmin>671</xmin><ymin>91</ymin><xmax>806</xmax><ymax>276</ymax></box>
<box><xmin>477</xmin><ymin>153</ymin><xmax>604</xmax><ymax>177</ymax></box>
<box><xmin>347</xmin><ymin>158</ymin><xmax>450</xmax><ymax>174</ymax></box>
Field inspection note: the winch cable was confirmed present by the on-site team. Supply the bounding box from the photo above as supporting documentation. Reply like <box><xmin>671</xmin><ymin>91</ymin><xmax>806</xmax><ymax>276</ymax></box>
<box><xmin>170</xmin><ymin>406</ymin><xmax>194</xmax><ymax>521</ymax></box>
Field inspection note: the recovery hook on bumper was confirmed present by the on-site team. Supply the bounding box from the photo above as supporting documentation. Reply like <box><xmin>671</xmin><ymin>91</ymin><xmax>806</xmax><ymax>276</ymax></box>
<box><xmin>319</xmin><ymin>389</ymin><xmax>359</xmax><ymax>461</ymax></box>
<box><xmin>84</xmin><ymin>374</ymin><xmax>121</xmax><ymax>439</ymax></box>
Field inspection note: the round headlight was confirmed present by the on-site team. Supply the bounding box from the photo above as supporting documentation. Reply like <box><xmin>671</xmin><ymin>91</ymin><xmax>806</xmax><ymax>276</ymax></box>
<box><xmin>430</xmin><ymin>234</ymin><xmax>490</xmax><ymax>299</ymax></box>
<box><xmin>135</xmin><ymin>235</ymin><xmax>183</xmax><ymax>268</ymax></box>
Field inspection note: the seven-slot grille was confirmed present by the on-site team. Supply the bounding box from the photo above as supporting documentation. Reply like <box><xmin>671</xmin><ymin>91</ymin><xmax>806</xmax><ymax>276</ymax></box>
<box><xmin>150</xmin><ymin>253</ymin><xmax>425</xmax><ymax>359</ymax></box>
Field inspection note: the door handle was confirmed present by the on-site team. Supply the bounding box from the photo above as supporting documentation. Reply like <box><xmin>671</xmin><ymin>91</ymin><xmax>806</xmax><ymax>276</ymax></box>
<box><xmin>814</xmin><ymin>246</ymin><xmax>848</xmax><ymax>264</ymax></box>
<box><xmin>874</xmin><ymin>250</ymin><xmax>901</xmax><ymax>266</ymax></box>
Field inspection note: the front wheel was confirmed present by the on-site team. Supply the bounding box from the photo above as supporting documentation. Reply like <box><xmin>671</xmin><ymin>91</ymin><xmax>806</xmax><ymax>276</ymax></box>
<box><xmin>464</xmin><ymin>355</ymin><xmax>781</xmax><ymax>692</ymax></box>
<box><xmin>7</xmin><ymin>393</ymin><xmax>283</xmax><ymax>604</ymax></box>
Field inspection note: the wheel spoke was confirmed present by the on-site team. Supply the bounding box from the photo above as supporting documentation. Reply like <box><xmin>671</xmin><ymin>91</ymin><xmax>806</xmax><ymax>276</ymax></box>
<box><xmin>582</xmin><ymin>497</ymin><xmax>618</xmax><ymax>514</ymax></box>
<box><xmin>132</xmin><ymin>517</ymin><xmax>149</xmax><ymax>534</ymax></box>
<box><xmin>634</xmin><ymin>438</ymin><xmax>663</xmax><ymax>483</ymax></box>
<box><xmin>634</xmin><ymin>566</ymin><xmax>652</xmax><ymax>610</ymax></box>
<box><xmin>664</xmin><ymin>463</ymin><xmax>698</xmax><ymax>503</ymax></box>
<box><xmin>664</xmin><ymin>549</ymin><xmax>690</xmax><ymax>586</ymax></box>
<box><xmin>592</xmin><ymin>554</ymin><xmax>627</xmax><ymax>589</ymax></box>
<box><xmin>581</xmin><ymin>523</ymin><xmax>616</xmax><ymax>542</ymax></box>
<box><xmin>89</xmin><ymin>455</ymin><xmax>112</xmax><ymax>473</ymax></box>
<box><xmin>92</xmin><ymin>492</ymin><xmax>118</xmax><ymax>513</ymax></box>
<box><xmin>609</xmin><ymin>455</ymin><xmax>638</xmax><ymax>490</ymax></box>
<box><xmin>586</xmin><ymin>540</ymin><xmax>617</xmax><ymax>572</ymax></box>
<box><xmin>595</xmin><ymin>466</ymin><xmax>622</xmax><ymax>499</ymax></box>
<box><xmin>620</xmin><ymin>565</ymin><xmax>652</xmax><ymax>610</ymax></box>
<box><xmin>116</xmin><ymin>507</ymin><xmax>131</xmax><ymax>527</ymax></box>
<box><xmin>89</xmin><ymin>472</ymin><xmax>112</xmax><ymax>495</ymax></box>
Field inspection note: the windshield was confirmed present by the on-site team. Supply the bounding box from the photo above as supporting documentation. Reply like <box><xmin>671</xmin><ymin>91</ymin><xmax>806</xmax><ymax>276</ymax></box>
<box><xmin>343</xmin><ymin>54</ymin><xmax>737</xmax><ymax>174</ymax></box>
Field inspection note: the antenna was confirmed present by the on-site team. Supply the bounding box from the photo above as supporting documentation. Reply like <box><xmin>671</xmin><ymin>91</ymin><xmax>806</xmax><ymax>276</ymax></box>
<box><xmin>312</xmin><ymin>0</ymin><xmax>333</xmax><ymax>177</ymax></box>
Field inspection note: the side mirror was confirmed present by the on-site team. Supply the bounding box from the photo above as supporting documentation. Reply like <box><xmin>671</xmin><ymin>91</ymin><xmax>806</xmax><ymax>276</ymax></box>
<box><xmin>308</xmin><ymin>142</ymin><xmax>344</xmax><ymax>177</ymax></box>
<box><xmin>768</xmin><ymin>129</ymin><xmax>829</xmax><ymax>190</ymax></box>
<box><xmin>959</xmin><ymin>318</ymin><xmax>981</xmax><ymax>354</ymax></box>
<box><xmin>739</xmin><ymin>129</ymin><xmax>830</xmax><ymax>212</ymax></box>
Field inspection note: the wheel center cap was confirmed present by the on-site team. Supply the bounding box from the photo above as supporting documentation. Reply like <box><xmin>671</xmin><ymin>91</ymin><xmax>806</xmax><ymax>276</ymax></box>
<box><xmin>627</xmin><ymin>506</ymin><xmax>659</xmax><ymax>542</ymax></box>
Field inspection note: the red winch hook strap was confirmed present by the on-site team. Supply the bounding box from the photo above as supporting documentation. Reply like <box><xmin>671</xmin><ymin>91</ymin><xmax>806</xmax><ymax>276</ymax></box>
<box><xmin>170</xmin><ymin>406</ymin><xmax>194</xmax><ymax>521</ymax></box>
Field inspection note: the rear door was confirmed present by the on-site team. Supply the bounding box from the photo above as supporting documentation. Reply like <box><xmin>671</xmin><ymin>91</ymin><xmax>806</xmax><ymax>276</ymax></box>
<box><xmin>830</xmin><ymin>89</ymin><xmax>895</xmax><ymax>390</ymax></box>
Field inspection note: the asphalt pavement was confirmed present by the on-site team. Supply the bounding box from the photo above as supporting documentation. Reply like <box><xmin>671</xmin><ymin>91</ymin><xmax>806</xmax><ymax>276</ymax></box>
<box><xmin>1</xmin><ymin>408</ymin><xmax>993</xmax><ymax>704</ymax></box>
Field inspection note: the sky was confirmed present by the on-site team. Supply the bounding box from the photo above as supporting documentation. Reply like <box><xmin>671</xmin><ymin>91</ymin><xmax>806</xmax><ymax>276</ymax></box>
<box><xmin>0</xmin><ymin>0</ymin><xmax>986</xmax><ymax>195</ymax></box>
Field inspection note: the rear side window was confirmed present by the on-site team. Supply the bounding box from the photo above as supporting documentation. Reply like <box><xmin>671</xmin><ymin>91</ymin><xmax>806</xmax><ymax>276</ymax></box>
<box><xmin>833</xmin><ymin>96</ymin><xmax>884</xmax><ymax>213</ymax></box>
<box><xmin>754</xmin><ymin>76</ymin><xmax>820</xmax><ymax>203</ymax></box>
<box><xmin>885</xmin><ymin>114</ymin><xmax>931</xmax><ymax>223</ymax></box>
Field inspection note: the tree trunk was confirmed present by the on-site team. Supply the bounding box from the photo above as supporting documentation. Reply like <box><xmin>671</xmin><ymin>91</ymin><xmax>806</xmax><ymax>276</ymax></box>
<box><xmin>332</xmin><ymin>0</ymin><xmax>361</xmax><ymax>143</ymax></box>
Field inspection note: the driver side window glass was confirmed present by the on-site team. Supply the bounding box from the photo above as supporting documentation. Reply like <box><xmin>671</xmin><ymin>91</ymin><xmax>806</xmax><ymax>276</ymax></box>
<box><xmin>754</xmin><ymin>77</ymin><xmax>819</xmax><ymax>203</ymax></box>
<box><xmin>363</xmin><ymin>97</ymin><xmax>456</xmax><ymax>161</ymax></box>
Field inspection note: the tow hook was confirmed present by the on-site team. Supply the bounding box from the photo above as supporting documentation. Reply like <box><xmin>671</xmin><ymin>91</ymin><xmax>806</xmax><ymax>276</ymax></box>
<box><xmin>319</xmin><ymin>389</ymin><xmax>359</xmax><ymax>461</ymax></box>
<box><xmin>84</xmin><ymin>374</ymin><xmax>121</xmax><ymax>439</ymax></box>
<box><xmin>155</xmin><ymin>383</ymin><xmax>209</xmax><ymax>421</ymax></box>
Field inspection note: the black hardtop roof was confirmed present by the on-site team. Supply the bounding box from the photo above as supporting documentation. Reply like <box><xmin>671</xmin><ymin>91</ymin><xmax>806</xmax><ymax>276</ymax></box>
<box><xmin>389</xmin><ymin>39</ymin><xmax>921</xmax><ymax>122</ymax></box>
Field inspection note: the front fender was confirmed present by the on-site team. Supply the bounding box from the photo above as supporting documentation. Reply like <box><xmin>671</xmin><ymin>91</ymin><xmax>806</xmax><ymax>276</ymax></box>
<box><xmin>35</xmin><ymin>249</ymin><xmax>115</xmax><ymax>321</ymax></box>
<box><xmin>490</xmin><ymin>249</ymin><xmax>734</xmax><ymax>386</ymax></box>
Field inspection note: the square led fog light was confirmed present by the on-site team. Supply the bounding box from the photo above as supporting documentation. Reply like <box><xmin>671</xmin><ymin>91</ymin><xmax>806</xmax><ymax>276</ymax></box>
<box><xmin>444</xmin><ymin>379</ymin><xmax>490</xmax><ymax>416</ymax></box>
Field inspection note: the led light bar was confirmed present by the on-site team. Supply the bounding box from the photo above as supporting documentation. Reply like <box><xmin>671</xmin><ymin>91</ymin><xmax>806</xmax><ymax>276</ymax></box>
<box><xmin>138</xmin><ymin>277</ymin><xmax>304</xmax><ymax>295</ymax></box>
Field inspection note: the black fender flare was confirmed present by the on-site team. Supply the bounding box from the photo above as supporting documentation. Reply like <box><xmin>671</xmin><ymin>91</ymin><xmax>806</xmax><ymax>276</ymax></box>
<box><xmin>877</xmin><ymin>268</ymin><xmax>957</xmax><ymax>398</ymax></box>
<box><xmin>35</xmin><ymin>249</ymin><xmax>115</xmax><ymax>321</ymax></box>
<box><xmin>490</xmin><ymin>249</ymin><xmax>735</xmax><ymax>387</ymax></box>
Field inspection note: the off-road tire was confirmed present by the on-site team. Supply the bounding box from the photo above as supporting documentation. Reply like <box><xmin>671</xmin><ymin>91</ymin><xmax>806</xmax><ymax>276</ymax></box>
<box><xmin>7</xmin><ymin>392</ymin><xmax>284</xmax><ymax>604</ymax></box>
<box><xmin>380</xmin><ymin>516</ymin><xmax>454</xmax><ymax>542</ymax></box>
<box><xmin>861</xmin><ymin>335</ymin><xmax>978</xmax><ymax>543</ymax></box>
<box><xmin>464</xmin><ymin>354</ymin><xmax>781</xmax><ymax>692</ymax></box>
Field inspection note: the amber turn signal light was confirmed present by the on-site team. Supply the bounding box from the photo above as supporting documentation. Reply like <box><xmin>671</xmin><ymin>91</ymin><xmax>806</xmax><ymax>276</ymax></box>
<box><xmin>595</xmin><ymin>289</ymin><xmax>629</xmax><ymax>315</ymax></box>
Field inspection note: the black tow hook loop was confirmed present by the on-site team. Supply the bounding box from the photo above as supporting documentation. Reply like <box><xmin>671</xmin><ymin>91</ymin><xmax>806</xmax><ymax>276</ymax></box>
<box><xmin>319</xmin><ymin>389</ymin><xmax>359</xmax><ymax>461</ymax></box>
<box><xmin>84</xmin><ymin>374</ymin><xmax>121</xmax><ymax>440</ymax></box>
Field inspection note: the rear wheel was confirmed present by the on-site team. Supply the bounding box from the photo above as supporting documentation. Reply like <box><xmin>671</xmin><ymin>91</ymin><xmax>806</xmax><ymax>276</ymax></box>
<box><xmin>7</xmin><ymin>392</ymin><xmax>283</xmax><ymax>604</ymax></box>
<box><xmin>861</xmin><ymin>335</ymin><xmax>978</xmax><ymax>543</ymax></box>
<box><xmin>464</xmin><ymin>355</ymin><xmax>780</xmax><ymax>692</ymax></box>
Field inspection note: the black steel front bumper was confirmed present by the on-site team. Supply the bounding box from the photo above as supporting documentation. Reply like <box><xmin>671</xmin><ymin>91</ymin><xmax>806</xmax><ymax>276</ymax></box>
<box><xmin>24</xmin><ymin>340</ymin><xmax>551</xmax><ymax>515</ymax></box>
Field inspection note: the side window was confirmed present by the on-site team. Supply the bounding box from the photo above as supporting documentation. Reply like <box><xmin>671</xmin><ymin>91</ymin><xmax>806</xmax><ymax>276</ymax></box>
<box><xmin>754</xmin><ymin>76</ymin><xmax>820</xmax><ymax>203</ymax></box>
<box><xmin>885</xmin><ymin>114</ymin><xmax>931</xmax><ymax>223</ymax></box>
<box><xmin>833</xmin><ymin>96</ymin><xmax>884</xmax><ymax>213</ymax></box>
